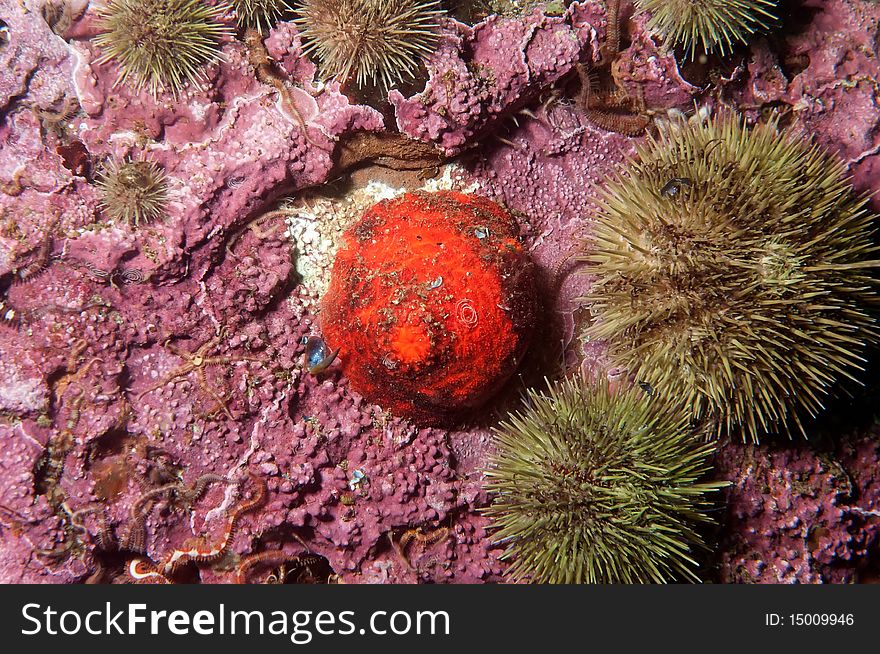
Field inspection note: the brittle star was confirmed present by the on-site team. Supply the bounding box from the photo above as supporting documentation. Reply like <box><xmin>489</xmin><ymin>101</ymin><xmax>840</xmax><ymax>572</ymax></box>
<box><xmin>573</xmin><ymin>0</ymin><xmax>651</xmax><ymax>136</ymax></box>
<box><xmin>137</xmin><ymin>335</ymin><xmax>262</xmax><ymax>420</ymax></box>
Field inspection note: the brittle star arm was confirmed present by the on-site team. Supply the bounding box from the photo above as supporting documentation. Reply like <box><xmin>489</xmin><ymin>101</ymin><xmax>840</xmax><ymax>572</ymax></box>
<box><xmin>136</xmin><ymin>336</ymin><xmax>263</xmax><ymax>420</ymax></box>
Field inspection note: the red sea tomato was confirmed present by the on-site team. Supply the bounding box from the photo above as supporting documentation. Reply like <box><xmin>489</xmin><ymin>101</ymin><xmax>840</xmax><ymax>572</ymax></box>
<box><xmin>320</xmin><ymin>191</ymin><xmax>537</xmax><ymax>424</ymax></box>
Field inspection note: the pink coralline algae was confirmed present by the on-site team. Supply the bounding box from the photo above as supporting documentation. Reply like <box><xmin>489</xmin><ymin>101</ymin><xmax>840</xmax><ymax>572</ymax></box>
<box><xmin>0</xmin><ymin>0</ymin><xmax>879</xmax><ymax>585</ymax></box>
<box><xmin>714</xmin><ymin>428</ymin><xmax>880</xmax><ymax>583</ymax></box>
<box><xmin>390</xmin><ymin>4</ymin><xmax>605</xmax><ymax>155</ymax></box>
<box><xmin>723</xmin><ymin>0</ymin><xmax>880</xmax><ymax>210</ymax></box>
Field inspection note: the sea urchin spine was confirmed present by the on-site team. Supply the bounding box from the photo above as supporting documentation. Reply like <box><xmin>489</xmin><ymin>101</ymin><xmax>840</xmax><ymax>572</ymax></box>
<box><xmin>484</xmin><ymin>374</ymin><xmax>725</xmax><ymax>584</ymax></box>
<box><xmin>96</xmin><ymin>159</ymin><xmax>169</xmax><ymax>227</ymax></box>
<box><xmin>634</xmin><ymin>0</ymin><xmax>778</xmax><ymax>57</ymax></box>
<box><xmin>232</xmin><ymin>0</ymin><xmax>291</xmax><ymax>31</ymax></box>
<box><xmin>93</xmin><ymin>0</ymin><xmax>232</xmax><ymax>96</ymax></box>
<box><xmin>294</xmin><ymin>0</ymin><xmax>444</xmax><ymax>90</ymax></box>
<box><xmin>580</xmin><ymin>110</ymin><xmax>880</xmax><ymax>441</ymax></box>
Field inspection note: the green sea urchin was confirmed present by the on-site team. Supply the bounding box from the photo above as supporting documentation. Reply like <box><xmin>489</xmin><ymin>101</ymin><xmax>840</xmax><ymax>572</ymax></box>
<box><xmin>581</xmin><ymin>111</ymin><xmax>879</xmax><ymax>441</ymax></box>
<box><xmin>294</xmin><ymin>0</ymin><xmax>444</xmax><ymax>90</ymax></box>
<box><xmin>634</xmin><ymin>0</ymin><xmax>778</xmax><ymax>57</ymax></box>
<box><xmin>93</xmin><ymin>0</ymin><xmax>232</xmax><ymax>96</ymax></box>
<box><xmin>96</xmin><ymin>159</ymin><xmax>169</xmax><ymax>226</ymax></box>
<box><xmin>232</xmin><ymin>0</ymin><xmax>290</xmax><ymax>30</ymax></box>
<box><xmin>484</xmin><ymin>375</ymin><xmax>724</xmax><ymax>584</ymax></box>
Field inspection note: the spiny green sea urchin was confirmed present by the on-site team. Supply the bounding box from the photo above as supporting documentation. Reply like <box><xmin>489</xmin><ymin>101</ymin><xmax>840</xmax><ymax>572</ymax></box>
<box><xmin>232</xmin><ymin>0</ymin><xmax>290</xmax><ymax>30</ymax></box>
<box><xmin>96</xmin><ymin>159</ymin><xmax>169</xmax><ymax>226</ymax></box>
<box><xmin>581</xmin><ymin>111</ymin><xmax>880</xmax><ymax>441</ymax></box>
<box><xmin>93</xmin><ymin>0</ymin><xmax>232</xmax><ymax>96</ymax></box>
<box><xmin>483</xmin><ymin>375</ymin><xmax>724</xmax><ymax>584</ymax></box>
<box><xmin>634</xmin><ymin>0</ymin><xmax>778</xmax><ymax>57</ymax></box>
<box><xmin>294</xmin><ymin>0</ymin><xmax>444</xmax><ymax>90</ymax></box>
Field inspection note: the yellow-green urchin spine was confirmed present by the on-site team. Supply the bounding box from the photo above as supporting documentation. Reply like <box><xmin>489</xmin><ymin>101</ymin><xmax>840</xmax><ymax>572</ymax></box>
<box><xmin>483</xmin><ymin>375</ymin><xmax>725</xmax><ymax>584</ymax></box>
<box><xmin>294</xmin><ymin>0</ymin><xmax>444</xmax><ymax>90</ymax></box>
<box><xmin>232</xmin><ymin>0</ymin><xmax>291</xmax><ymax>30</ymax></box>
<box><xmin>93</xmin><ymin>0</ymin><xmax>233</xmax><ymax>97</ymax></box>
<box><xmin>96</xmin><ymin>159</ymin><xmax>169</xmax><ymax>227</ymax></box>
<box><xmin>580</xmin><ymin>111</ymin><xmax>880</xmax><ymax>442</ymax></box>
<box><xmin>634</xmin><ymin>0</ymin><xmax>778</xmax><ymax>57</ymax></box>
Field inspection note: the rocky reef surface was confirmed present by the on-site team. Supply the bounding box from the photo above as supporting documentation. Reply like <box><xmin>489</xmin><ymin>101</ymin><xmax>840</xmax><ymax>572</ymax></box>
<box><xmin>0</xmin><ymin>0</ymin><xmax>878</xmax><ymax>583</ymax></box>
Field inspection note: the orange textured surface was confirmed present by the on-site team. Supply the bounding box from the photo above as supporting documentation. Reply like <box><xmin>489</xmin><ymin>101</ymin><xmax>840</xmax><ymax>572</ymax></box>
<box><xmin>320</xmin><ymin>191</ymin><xmax>537</xmax><ymax>424</ymax></box>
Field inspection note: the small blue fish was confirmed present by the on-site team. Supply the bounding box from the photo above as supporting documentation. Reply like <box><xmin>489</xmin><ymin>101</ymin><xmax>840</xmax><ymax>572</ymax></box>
<box><xmin>660</xmin><ymin>177</ymin><xmax>693</xmax><ymax>199</ymax></box>
<box><xmin>0</xmin><ymin>297</ymin><xmax>18</xmax><ymax>329</ymax></box>
<box><xmin>348</xmin><ymin>469</ymin><xmax>366</xmax><ymax>490</ymax></box>
<box><xmin>637</xmin><ymin>380</ymin><xmax>655</xmax><ymax>396</ymax></box>
<box><xmin>303</xmin><ymin>336</ymin><xmax>340</xmax><ymax>374</ymax></box>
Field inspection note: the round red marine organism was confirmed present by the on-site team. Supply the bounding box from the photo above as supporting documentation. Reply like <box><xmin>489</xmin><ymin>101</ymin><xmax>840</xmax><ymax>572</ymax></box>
<box><xmin>320</xmin><ymin>191</ymin><xmax>537</xmax><ymax>425</ymax></box>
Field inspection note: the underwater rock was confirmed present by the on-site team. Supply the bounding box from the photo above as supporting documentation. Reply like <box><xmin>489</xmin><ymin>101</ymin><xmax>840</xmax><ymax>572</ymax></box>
<box><xmin>715</xmin><ymin>431</ymin><xmax>880</xmax><ymax>583</ymax></box>
<box><xmin>390</xmin><ymin>3</ymin><xmax>605</xmax><ymax>156</ymax></box>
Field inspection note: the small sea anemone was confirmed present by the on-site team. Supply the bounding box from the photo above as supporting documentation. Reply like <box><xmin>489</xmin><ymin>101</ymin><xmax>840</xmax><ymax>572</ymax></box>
<box><xmin>294</xmin><ymin>0</ymin><xmax>444</xmax><ymax>90</ymax></box>
<box><xmin>96</xmin><ymin>159</ymin><xmax>169</xmax><ymax>226</ymax></box>
<box><xmin>320</xmin><ymin>191</ymin><xmax>536</xmax><ymax>425</ymax></box>
<box><xmin>580</xmin><ymin>110</ymin><xmax>879</xmax><ymax>441</ymax></box>
<box><xmin>634</xmin><ymin>0</ymin><xmax>778</xmax><ymax>57</ymax></box>
<box><xmin>484</xmin><ymin>375</ymin><xmax>724</xmax><ymax>584</ymax></box>
<box><xmin>93</xmin><ymin>0</ymin><xmax>232</xmax><ymax>96</ymax></box>
<box><xmin>232</xmin><ymin>0</ymin><xmax>290</xmax><ymax>30</ymax></box>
